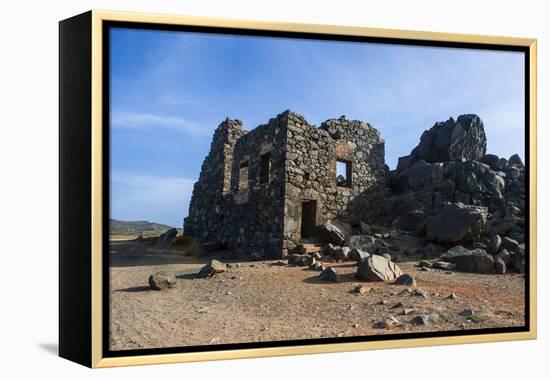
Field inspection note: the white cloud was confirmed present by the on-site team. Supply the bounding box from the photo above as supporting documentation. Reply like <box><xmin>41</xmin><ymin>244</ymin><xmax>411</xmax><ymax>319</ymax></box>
<box><xmin>110</xmin><ymin>172</ymin><xmax>196</xmax><ymax>227</ymax></box>
<box><xmin>111</xmin><ymin>112</ymin><xmax>212</xmax><ymax>136</ymax></box>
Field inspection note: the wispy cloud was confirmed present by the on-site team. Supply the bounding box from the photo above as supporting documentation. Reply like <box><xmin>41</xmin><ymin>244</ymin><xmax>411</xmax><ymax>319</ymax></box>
<box><xmin>110</xmin><ymin>172</ymin><xmax>196</xmax><ymax>227</ymax></box>
<box><xmin>111</xmin><ymin>112</ymin><xmax>212</xmax><ymax>136</ymax></box>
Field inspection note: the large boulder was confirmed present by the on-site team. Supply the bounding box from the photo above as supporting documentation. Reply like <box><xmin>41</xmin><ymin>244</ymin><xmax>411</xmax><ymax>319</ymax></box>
<box><xmin>424</xmin><ymin>203</ymin><xmax>488</xmax><ymax>245</ymax></box>
<box><xmin>441</xmin><ymin>246</ymin><xmax>495</xmax><ymax>273</ymax></box>
<box><xmin>356</xmin><ymin>255</ymin><xmax>403</xmax><ymax>282</ymax></box>
<box><xmin>408</xmin><ymin>114</ymin><xmax>487</xmax><ymax>164</ymax></box>
<box><xmin>318</xmin><ymin>219</ymin><xmax>351</xmax><ymax>245</ymax></box>
<box><xmin>155</xmin><ymin>228</ymin><xmax>178</xmax><ymax>247</ymax></box>
<box><xmin>148</xmin><ymin>271</ymin><xmax>177</xmax><ymax>290</ymax></box>
<box><xmin>444</xmin><ymin>160</ymin><xmax>505</xmax><ymax>200</ymax></box>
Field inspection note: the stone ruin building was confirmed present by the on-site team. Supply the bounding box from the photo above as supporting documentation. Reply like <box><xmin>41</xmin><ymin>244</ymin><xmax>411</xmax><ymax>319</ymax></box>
<box><xmin>184</xmin><ymin>110</ymin><xmax>387</xmax><ymax>258</ymax></box>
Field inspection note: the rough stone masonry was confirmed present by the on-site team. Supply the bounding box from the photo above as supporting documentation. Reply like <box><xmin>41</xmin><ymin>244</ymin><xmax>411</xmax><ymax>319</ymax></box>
<box><xmin>184</xmin><ymin>110</ymin><xmax>387</xmax><ymax>258</ymax></box>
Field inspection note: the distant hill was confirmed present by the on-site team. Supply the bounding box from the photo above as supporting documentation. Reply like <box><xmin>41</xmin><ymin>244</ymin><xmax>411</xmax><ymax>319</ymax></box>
<box><xmin>110</xmin><ymin>219</ymin><xmax>181</xmax><ymax>236</ymax></box>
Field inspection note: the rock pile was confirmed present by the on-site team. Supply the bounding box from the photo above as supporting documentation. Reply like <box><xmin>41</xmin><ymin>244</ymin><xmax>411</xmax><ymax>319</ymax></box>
<box><xmin>309</xmin><ymin>113</ymin><xmax>525</xmax><ymax>276</ymax></box>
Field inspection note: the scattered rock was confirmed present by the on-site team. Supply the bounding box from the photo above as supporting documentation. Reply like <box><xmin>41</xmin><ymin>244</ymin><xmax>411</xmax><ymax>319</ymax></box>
<box><xmin>288</xmin><ymin>254</ymin><xmax>315</xmax><ymax>266</ymax></box>
<box><xmin>501</xmin><ymin>236</ymin><xmax>519</xmax><ymax>253</ymax></box>
<box><xmin>395</xmin><ymin>274</ymin><xmax>417</xmax><ymax>286</ymax></box>
<box><xmin>148</xmin><ymin>271</ymin><xmax>177</xmax><ymax>290</ymax></box>
<box><xmin>270</xmin><ymin>260</ymin><xmax>287</xmax><ymax>267</ymax></box>
<box><xmin>402</xmin><ymin>308</ymin><xmax>415</xmax><ymax>315</ymax></box>
<box><xmin>347</xmin><ymin>235</ymin><xmax>375</xmax><ymax>251</ymax></box>
<box><xmin>356</xmin><ymin>255</ymin><xmax>403</xmax><ymax>282</ymax></box>
<box><xmin>411</xmin><ymin>314</ymin><xmax>440</xmax><ymax>325</ymax></box>
<box><xmin>319</xmin><ymin>267</ymin><xmax>339</xmax><ymax>282</ymax></box>
<box><xmin>309</xmin><ymin>261</ymin><xmax>324</xmax><ymax>271</ymax></box>
<box><xmin>352</xmin><ymin>285</ymin><xmax>368</xmax><ymax>294</ymax></box>
<box><xmin>350</xmin><ymin>248</ymin><xmax>370</xmax><ymax>262</ymax></box>
<box><xmin>418</xmin><ymin>260</ymin><xmax>432</xmax><ymax>268</ymax></box>
<box><xmin>373</xmin><ymin>315</ymin><xmax>400</xmax><ymax>329</ymax></box>
<box><xmin>197</xmin><ymin>259</ymin><xmax>226</xmax><ymax>278</ymax></box>
<box><xmin>441</xmin><ymin>246</ymin><xmax>495</xmax><ymax>273</ymax></box>
<box><xmin>318</xmin><ymin>219</ymin><xmax>351</xmax><ymax>245</ymax></box>
<box><xmin>459</xmin><ymin>309</ymin><xmax>475</xmax><ymax>317</ymax></box>
<box><xmin>447</xmin><ymin>292</ymin><xmax>458</xmax><ymax>300</ymax></box>
<box><xmin>414</xmin><ymin>289</ymin><xmax>429</xmax><ymax>298</ymax></box>
<box><xmin>336</xmin><ymin>246</ymin><xmax>351</xmax><ymax>260</ymax></box>
<box><xmin>493</xmin><ymin>256</ymin><xmax>507</xmax><ymax>274</ymax></box>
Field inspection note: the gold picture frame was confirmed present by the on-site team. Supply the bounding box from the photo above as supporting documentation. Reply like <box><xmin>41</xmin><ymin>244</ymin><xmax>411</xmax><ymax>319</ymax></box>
<box><xmin>59</xmin><ymin>9</ymin><xmax>537</xmax><ymax>368</ymax></box>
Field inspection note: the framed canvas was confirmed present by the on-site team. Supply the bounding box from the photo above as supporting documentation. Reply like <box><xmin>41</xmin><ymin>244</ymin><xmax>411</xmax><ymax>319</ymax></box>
<box><xmin>59</xmin><ymin>10</ymin><xmax>537</xmax><ymax>368</ymax></box>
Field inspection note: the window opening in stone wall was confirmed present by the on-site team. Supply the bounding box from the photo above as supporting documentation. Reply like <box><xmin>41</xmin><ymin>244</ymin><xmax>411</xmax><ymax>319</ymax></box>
<box><xmin>336</xmin><ymin>159</ymin><xmax>352</xmax><ymax>187</ymax></box>
<box><xmin>239</xmin><ymin>161</ymin><xmax>249</xmax><ymax>190</ymax></box>
<box><xmin>259</xmin><ymin>153</ymin><xmax>271</xmax><ymax>184</ymax></box>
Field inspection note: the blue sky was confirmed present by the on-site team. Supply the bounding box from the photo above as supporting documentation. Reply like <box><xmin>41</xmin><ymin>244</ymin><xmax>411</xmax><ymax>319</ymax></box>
<box><xmin>110</xmin><ymin>27</ymin><xmax>525</xmax><ymax>227</ymax></box>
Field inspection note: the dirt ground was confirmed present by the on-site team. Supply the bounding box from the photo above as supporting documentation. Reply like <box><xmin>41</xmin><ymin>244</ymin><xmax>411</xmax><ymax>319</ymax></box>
<box><xmin>109</xmin><ymin>240</ymin><xmax>525</xmax><ymax>351</ymax></box>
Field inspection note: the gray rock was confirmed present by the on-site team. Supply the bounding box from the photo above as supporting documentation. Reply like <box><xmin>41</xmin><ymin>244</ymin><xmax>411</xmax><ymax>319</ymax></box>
<box><xmin>425</xmin><ymin>203</ymin><xmax>488</xmax><ymax>245</ymax></box>
<box><xmin>309</xmin><ymin>261</ymin><xmax>324</xmax><ymax>271</ymax></box>
<box><xmin>288</xmin><ymin>254</ymin><xmax>315</xmax><ymax>266</ymax></box>
<box><xmin>418</xmin><ymin>260</ymin><xmax>432</xmax><ymax>268</ymax></box>
<box><xmin>360</xmin><ymin>222</ymin><xmax>372</xmax><ymax>235</ymax></box>
<box><xmin>411</xmin><ymin>314</ymin><xmax>439</xmax><ymax>325</ymax></box>
<box><xmin>459</xmin><ymin>308</ymin><xmax>475</xmax><ymax>317</ymax></box>
<box><xmin>319</xmin><ymin>267</ymin><xmax>339</xmax><ymax>282</ymax></box>
<box><xmin>197</xmin><ymin>259</ymin><xmax>226</xmax><ymax>278</ymax></box>
<box><xmin>414</xmin><ymin>289</ymin><xmax>429</xmax><ymax>298</ymax></box>
<box><xmin>373</xmin><ymin>316</ymin><xmax>400</xmax><ymax>329</ymax></box>
<box><xmin>395</xmin><ymin>274</ymin><xmax>416</xmax><ymax>286</ymax></box>
<box><xmin>497</xmin><ymin>249</ymin><xmax>512</xmax><ymax>267</ymax></box>
<box><xmin>432</xmin><ymin>261</ymin><xmax>456</xmax><ymax>271</ymax></box>
<box><xmin>486</xmin><ymin>216</ymin><xmax>517</xmax><ymax>235</ymax></box>
<box><xmin>353</xmin><ymin>285</ymin><xmax>368</xmax><ymax>294</ymax></box>
<box><xmin>481</xmin><ymin>153</ymin><xmax>501</xmax><ymax>170</ymax></box>
<box><xmin>356</xmin><ymin>255</ymin><xmax>403</xmax><ymax>282</ymax></box>
<box><xmin>441</xmin><ymin>247</ymin><xmax>494</xmax><ymax>273</ymax></box>
<box><xmin>409</xmin><ymin>114</ymin><xmax>487</xmax><ymax>164</ymax></box>
<box><xmin>501</xmin><ymin>236</ymin><xmax>519</xmax><ymax>253</ymax></box>
<box><xmin>350</xmin><ymin>248</ymin><xmax>370</xmax><ymax>262</ymax></box>
<box><xmin>508</xmin><ymin>153</ymin><xmax>524</xmax><ymax>167</ymax></box>
<box><xmin>493</xmin><ymin>256</ymin><xmax>507</xmax><ymax>274</ymax></box>
<box><xmin>155</xmin><ymin>228</ymin><xmax>178</xmax><ymax>247</ymax></box>
<box><xmin>148</xmin><ymin>271</ymin><xmax>177</xmax><ymax>290</ymax></box>
<box><xmin>488</xmin><ymin>234</ymin><xmax>502</xmax><ymax>254</ymax></box>
<box><xmin>318</xmin><ymin>219</ymin><xmax>351</xmax><ymax>245</ymax></box>
<box><xmin>348</xmin><ymin>235</ymin><xmax>375</xmax><ymax>251</ymax></box>
<box><xmin>336</xmin><ymin>246</ymin><xmax>352</xmax><ymax>260</ymax></box>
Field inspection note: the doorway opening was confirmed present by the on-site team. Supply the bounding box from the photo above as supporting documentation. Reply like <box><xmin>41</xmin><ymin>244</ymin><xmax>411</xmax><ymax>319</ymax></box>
<box><xmin>300</xmin><ymin>200</ymin><xmax>317</xmax><ymax>240</ymax></box>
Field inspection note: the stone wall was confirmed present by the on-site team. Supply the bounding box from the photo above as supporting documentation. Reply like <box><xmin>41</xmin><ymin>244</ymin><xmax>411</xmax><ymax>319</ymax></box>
<box><xmin>184</xmin><ymin>114</ymin><xmax>288</xmax><ymax>258</ymax></box>
<box><xmin>282</xmin><ymin>112</ymin><xmax>386</xmax><ymax>254</ymax></box>
<box><xmin>185</xmin><ymin>110</ymin><xmax>386</xmax><ymax>258</ymax></box>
